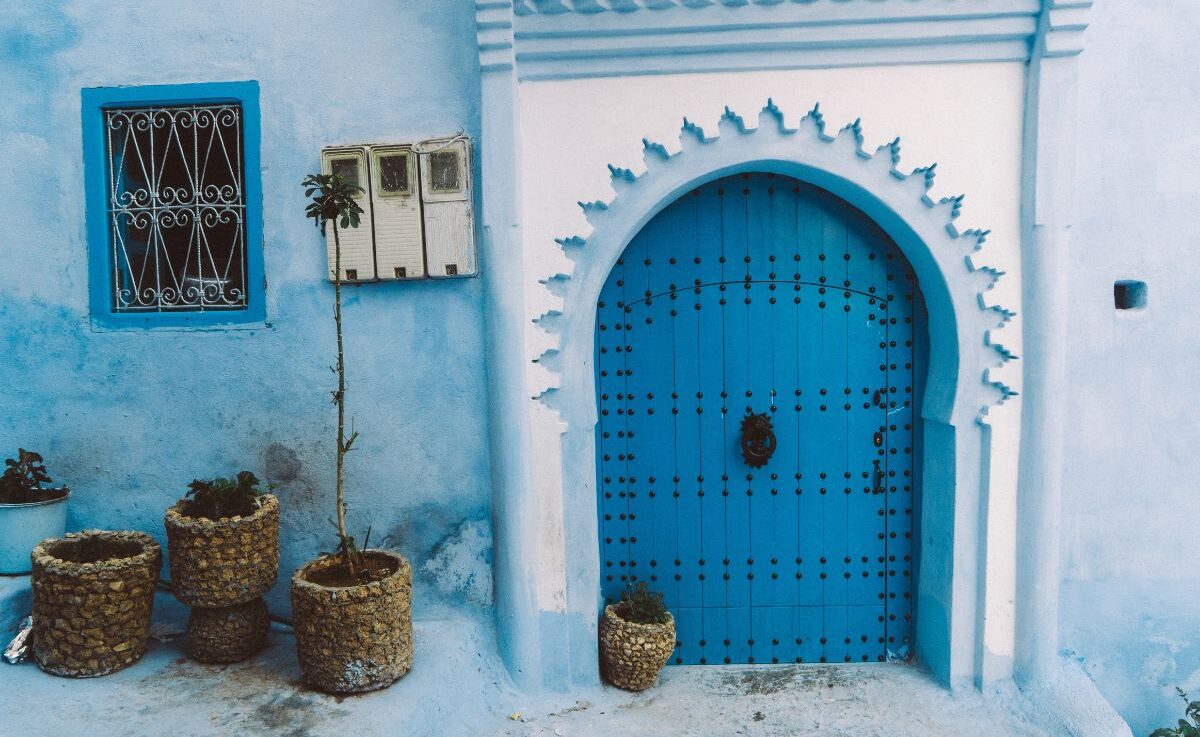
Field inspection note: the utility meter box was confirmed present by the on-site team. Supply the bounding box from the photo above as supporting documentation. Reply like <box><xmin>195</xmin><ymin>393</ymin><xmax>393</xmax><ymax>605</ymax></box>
<box><xmin>419</xmin><ymin>138</ymin><xmax>477</xmax><ymax>278</ymax></box>
<box><xmin>320</xmin><ymin>137</ymin><xmax>476</xmax><ymax>283</ymax></box>
<box><xmin>370</xmin><ymin>145</ymin><xmax>425</xmax><ymax>280</ymax></box>
<box><xmin>320</xmin><ymin>146</ymin><xmax>375</xmax><ymax>282</ymax></box>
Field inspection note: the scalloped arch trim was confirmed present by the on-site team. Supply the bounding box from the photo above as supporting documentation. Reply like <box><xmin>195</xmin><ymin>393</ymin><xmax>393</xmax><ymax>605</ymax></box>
<box><xmin>533</xmin><ymin>100</ymin><xmax>1016</xmax><ymax>426</ymax></box>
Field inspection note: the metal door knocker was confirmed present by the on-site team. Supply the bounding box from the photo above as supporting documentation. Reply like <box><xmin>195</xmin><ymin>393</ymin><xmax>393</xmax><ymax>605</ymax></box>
<box><xmin>740</xmin><ymin>412</ymin><xmax>777</xmax><ymax>468</ymax></box>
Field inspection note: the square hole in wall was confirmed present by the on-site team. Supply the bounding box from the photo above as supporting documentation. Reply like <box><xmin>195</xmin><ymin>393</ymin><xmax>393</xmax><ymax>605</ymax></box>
<box><xmin>1114</xmin><ymin>280</ymin><xmax>1147</xmax><ymax>310</ymax></box>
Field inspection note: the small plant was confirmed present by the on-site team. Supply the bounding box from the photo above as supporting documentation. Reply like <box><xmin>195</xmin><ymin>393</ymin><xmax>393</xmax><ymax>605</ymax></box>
<box><xmin>0</xmin><ymin>449</ymin><xmax>65</xmax><ymax>504</ymax></box>
<box><xmin>1150</xmin><ymin>688</ymin><xmax>1200</xmax><ymax>737</ymax></box>
<box><xmin>617</xmin><ymin>581</ymin><xmax>670</xmax><ymax>625</ymax></box>
<box><xmin>303</xmin><ymin>172</ymin><xmax>369</xmax><ymax>582</ymax></box>
<box><xmin>184</xmin><ymin>471</ymin><xmax>264</xmax><ymax>520</ymax></box>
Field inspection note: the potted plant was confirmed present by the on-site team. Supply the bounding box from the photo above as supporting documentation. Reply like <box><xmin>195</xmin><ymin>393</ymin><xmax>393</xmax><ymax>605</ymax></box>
<box><xmin>0</xmin><ymin>449</ymin><xmax>69</xmax><ymax>574</ymax></box>
<box><xmin>1151</xmin><ymin>688</ymin><xmax>1200</xmax><ymax>737</ymax></box>
<box><xmin>31</xmin><ymin>530</ymin><xmax>161</xmax><ymax>677</ymax></box>
<box><xmin>599</xmin><ymin>582</ymin><xmax>676</xmax><ymax>691</ymax></box>
<box><xmin>289</xmin><ymin>172</ymin><xmax>413</xmax><ymax>694</ymax></box>
<box><xmin>164</xmin><ymin>471</ymin><xmax>279</xmax><ymax>663</ymax></box>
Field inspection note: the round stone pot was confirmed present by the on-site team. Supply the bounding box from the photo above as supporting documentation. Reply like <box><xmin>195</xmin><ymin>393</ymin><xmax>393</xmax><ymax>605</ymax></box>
<box><xmin>0</xmin><ymin>489</ymin><xmax>69</xmax><ymax>575</ymax></box>
<box><xmin>599</xmin><ymin>604</ymin><xmax>676</xmax><ymax>691</ymax></box>
<box><xmin>164</xmin><ymin>494</ymin><xmax>279</xmax><ymax>608</ymax></box>
<box><xmin>290</xmin><ymin>550</ymin><xmax>413</xmax><ymax>694</ymax></box>
<box><xmin>31</xmin><ymin>530</ymin><xmax>161</xmax><ymax>678</ymax></box>
<box><xmin>187</xmin><ymin>597</ymin><xmax>270</xmax><ymax>664</ymax></box>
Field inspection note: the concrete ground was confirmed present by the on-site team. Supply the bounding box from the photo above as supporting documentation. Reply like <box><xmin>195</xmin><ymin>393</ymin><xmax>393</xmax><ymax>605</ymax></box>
<box><xmin>0</xmin><ymin>582</ymin><xmax>1082</xmax><ymax>737</ymax></box>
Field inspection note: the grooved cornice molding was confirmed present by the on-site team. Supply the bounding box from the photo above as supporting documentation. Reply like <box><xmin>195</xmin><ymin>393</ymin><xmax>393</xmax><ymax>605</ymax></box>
<box><xmin>477</xmin><ymin>0</ymin><xmax>1092</xmax><ymax>79</ymax></box>
<box><xmin>477</xmin><ymin>1</ymin><xmax>517</xmax><ymax>72</ymax></box>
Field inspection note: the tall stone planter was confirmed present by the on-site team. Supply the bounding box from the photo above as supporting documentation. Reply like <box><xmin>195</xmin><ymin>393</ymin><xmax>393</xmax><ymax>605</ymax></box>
<box><xmin>291</xmin><ymin>549</ymin><xmax>413</xmax><ymax>694</ymax></box>
<box><xmin>599</xmin><ymin>604</ymin><xmax>676</xmax><ymax>691</ymax></box>
<box><xmin>31</xmin><ymin>530</ymin><xmax>161</xmax><ymax>678</ymax></box>
<box><xmin>164</xmin><ymin>494</ymin><xmax>279</xmax><ymax>663</ymax></box>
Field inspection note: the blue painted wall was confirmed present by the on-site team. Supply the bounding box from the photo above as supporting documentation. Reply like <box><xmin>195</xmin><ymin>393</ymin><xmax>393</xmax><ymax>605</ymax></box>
<box><xmin>2</xmin><ymin>1</ymin><xmax>1197</xmax><ymax>723</ymax></box>
<box><xmin>1061</xmin><ymin>3</ymin><xmax>1200</xmax><ymax>734</ymax></box>
<box><xmin>0</xmin><ymin>1</ymin><xmax>493</xmax><ymax>619</ymax></box>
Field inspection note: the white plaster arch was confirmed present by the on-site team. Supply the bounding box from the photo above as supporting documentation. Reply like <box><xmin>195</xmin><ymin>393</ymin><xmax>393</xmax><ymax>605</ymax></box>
<box><xmin>533</xmin><ymin>100</ymin><xmax>1014</xmax><ymax>686</ymax></box>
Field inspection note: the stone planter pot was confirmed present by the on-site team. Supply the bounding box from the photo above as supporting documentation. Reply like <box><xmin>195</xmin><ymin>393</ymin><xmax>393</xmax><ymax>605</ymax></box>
<box><xmin>290</xmin><ymin>550</ymin><xmax>413</xmax><ymax>694</ymax></box>
<box><xmin>31</xmin><ymin>530</ymin><xmax>161</xmax><ymax>678</ymax></box>
<box><xmin>0</xmin><ymin>490</ymin><xmax>69</xmax><ymax>574</ymax></box>
<box><xmin>164</xmin><ymin>494</ymin><xmax>279</xmax><ymax>608</ymax></box>
<box><xmin>599</xmin><ymin>604</ymin><xmax>676</xmax><ymax>691</ymax></box>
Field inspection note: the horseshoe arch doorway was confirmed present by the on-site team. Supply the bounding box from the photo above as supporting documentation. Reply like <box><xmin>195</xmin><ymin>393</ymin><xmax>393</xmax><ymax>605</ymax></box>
<box><xmin>594</xmin><ymin>171</ymin><xmax>927</xmax><ymax>665</ymax></box>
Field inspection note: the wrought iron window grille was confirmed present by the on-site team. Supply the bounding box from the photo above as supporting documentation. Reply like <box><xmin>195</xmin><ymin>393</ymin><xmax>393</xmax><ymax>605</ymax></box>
<box><xmin>103</xmin><ymin>103</ymin><xmax>248</xmax><ymax>312</ymax></box>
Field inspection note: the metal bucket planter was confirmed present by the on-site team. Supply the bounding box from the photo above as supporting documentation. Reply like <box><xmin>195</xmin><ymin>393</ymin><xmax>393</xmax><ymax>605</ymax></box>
<box><xmin>599</xmin><ymin>604</ymin><xmax>676</xmax><ymax>691</ymax></box>
<box><xmin>0</xmin><ymin>490</ymin><xmax>68</xmax><ymax>574</ymax></box>
<box><xmin>31</xmin><ymin>530</ymin><xmax>161</xmax><ymax>678</ymax></box>
<box><xmin>165</xmin><ymin>493</ymin><xmax>278</xmax><ymax>662</ymax></box>
<box><xmin>291</xmin><ymin>550</ymin><xmax>413</xmax><ymax>694</ymax></box>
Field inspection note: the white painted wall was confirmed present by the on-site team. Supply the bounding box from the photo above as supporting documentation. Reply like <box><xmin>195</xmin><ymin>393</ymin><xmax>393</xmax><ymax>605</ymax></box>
<box><xmin>516</xmin><ymin>62</ymin><xmax>1026</xmax><ymax>673</ymax></box>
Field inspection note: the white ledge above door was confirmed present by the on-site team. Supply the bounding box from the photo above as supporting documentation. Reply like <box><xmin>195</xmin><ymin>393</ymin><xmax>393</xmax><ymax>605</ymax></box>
<box><xmin>477</xmin><ymin>0</ymin><xmax>1092</xmax><ymax>81</ymax></box>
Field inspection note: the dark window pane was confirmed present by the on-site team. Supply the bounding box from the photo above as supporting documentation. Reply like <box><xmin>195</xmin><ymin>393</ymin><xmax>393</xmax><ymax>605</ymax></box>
<box><xmin>330</xmin><ymin>158</ymin><xmax>360</xmax><ymax>188</ymax></box>
<box><xmin>379</xmin><ymin>153</ymin><xmax>409</xmax><ymax>194</ymax></box>
<box><xmin>430</xmin><ymin>151</ymin><xmax>460</xmax><ymax>191</ymax></box>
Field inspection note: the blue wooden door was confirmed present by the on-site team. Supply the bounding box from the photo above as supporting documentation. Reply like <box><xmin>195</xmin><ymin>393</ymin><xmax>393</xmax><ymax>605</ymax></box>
<box><xmin>596</xmin><ymin>172</ymin><xmax>925</xmax><ymax>665</ymax></box>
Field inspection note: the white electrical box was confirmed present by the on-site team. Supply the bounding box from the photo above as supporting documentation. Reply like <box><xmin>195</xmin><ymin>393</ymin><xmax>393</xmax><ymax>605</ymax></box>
<box><xmin>369</xmin><ymin>145</ymin><xmax>425</xmax><ymax>280</ymax></box>
<box><xmin>320</xmin><ymin>136</ymin><xmax>476</xmax><ymax>282</ymax></box>
<box><xmin>419</xmin><ymin>138</ymin><xmax>477</xmax><ymax>278</ymax></box>
<box><xmin>320</xmin><ymin>147</ymin><xmax>375</xmax><ymax>282</ymax></box>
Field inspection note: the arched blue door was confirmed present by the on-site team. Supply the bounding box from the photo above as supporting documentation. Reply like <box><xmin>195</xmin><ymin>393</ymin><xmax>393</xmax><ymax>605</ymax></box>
<box><xmin>596</xmin><ymin>172</ymin><xmax>926</xmax><ymax>665</ymax></box>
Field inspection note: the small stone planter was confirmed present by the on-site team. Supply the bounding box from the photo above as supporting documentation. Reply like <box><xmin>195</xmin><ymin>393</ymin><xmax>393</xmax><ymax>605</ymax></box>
<box><xmin>31</xmin><ymin>530</ymin><xmax>161</xmax><ymax>678</ymax></box>
<box><xmin>164</xmin><ymin>494</ymin><xmax>279</xmax><ymax>608</ymax></box>
<box><xmin>599</xmin><ymin>604</ymin><xmax>676</xmax><ymax>691</ymax></box>
<box><xmin>291</xmin><ymin>550</ymin><xmax>413</xmax><ymax>694</ymax></box>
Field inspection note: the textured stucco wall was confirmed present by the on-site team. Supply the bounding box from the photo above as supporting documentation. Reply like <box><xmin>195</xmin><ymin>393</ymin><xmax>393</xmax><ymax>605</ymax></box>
<box><xmin>0</xmin><ymin>1</ymin><xmax>492</xmax><ymax>619</ymax></box>
<box><xmin>3</xmin><ymin>0</ymin><xmax>1196</xmax><ymax>722</ymax></box>
<box><xmin>1061</xmin><ymin>3</ymin><xmax>1200</xmax><ymax>734</ymax></box>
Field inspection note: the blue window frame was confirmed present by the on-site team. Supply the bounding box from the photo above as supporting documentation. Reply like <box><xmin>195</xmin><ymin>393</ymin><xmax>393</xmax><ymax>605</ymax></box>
<box><xmin>82</xmin><ymin>81</ymin><xmax>265</xmax><ymax>328</ymax></box>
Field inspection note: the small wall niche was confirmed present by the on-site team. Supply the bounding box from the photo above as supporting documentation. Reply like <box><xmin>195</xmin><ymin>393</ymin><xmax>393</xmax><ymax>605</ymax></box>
<box><xmin>1113</xmin><ymin>280</ymin><xmax>1147</xmax><ymax>311</ymax></box>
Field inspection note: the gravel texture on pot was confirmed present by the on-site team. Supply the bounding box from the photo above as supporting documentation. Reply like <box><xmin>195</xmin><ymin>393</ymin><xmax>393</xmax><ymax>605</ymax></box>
<box><xmin>599</xmin><ymin>603</ymin><xmax>676</xmax><ymax>691</ymax></box>
<box><xmin>186</xmin><ymin>597</ymin><xmax>270</xmax><ymax>664</ymax></box>
<box><xmin>290</xmin><ymin>550</ymin><xmax>413</xmax><ymax>694</ymax></box>
<box><xmin>164</xmin><ymin>494</ymin><xmax>279</xmax><ymax>608</ymax></box>
<box><xmin>31</xmin><ymin>530</ymin><xmax>161</xmax><ymax>678</ymax></box>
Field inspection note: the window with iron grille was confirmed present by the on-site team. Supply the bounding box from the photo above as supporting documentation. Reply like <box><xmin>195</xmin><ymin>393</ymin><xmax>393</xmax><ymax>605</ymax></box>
<box><xmin>82</xmin><ymin>82</ymin><xmax>264</xmax><ymax>327</ymax></box>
